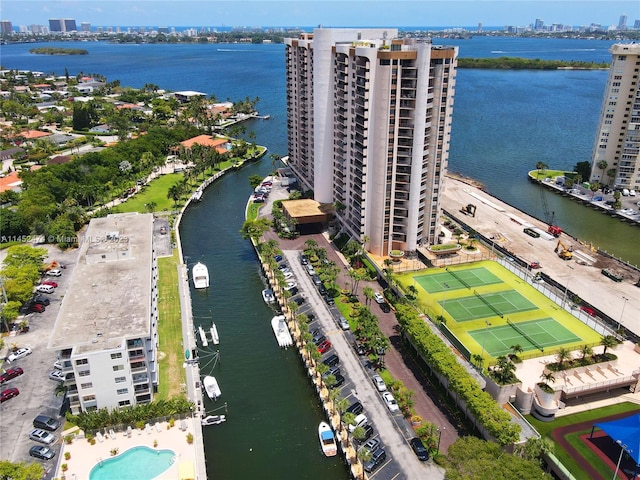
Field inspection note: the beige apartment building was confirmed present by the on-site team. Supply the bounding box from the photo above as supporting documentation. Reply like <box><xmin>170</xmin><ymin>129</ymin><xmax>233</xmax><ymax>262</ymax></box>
<box><xmin>590</xmin><ymin>43</ymin><xmax>640</xmax><ymax>191</ymax></box>
<box><xmin>285</xmin><ymin>28</ymin><xmax>458</xmax><ymax>256</ymax></box>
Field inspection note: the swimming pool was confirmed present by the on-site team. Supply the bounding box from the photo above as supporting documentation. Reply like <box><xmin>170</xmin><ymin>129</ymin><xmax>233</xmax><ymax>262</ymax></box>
<box><xmin>89</xmin><ymin>446</ymin><xmax>176</xmax><ymax>480</ymax></box>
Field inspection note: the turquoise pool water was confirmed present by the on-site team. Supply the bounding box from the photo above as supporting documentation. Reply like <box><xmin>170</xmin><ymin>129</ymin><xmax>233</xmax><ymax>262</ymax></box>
<box><xmin>89</xmin><ymin>446</ymin><xmax>175</xmax><ymax>480</ymax></box>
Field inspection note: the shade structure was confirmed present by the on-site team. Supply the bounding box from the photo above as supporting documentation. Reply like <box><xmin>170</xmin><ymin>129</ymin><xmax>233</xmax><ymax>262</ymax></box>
<box><xmin>594</xmin><ymin>413</ymin><xmax>640</xmax><ymax>465</ymax></box>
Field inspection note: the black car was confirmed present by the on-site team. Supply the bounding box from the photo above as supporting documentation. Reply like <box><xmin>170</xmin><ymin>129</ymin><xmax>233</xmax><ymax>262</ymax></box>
<box><xmin>29</xmin><ymin>445</ymin><xmax>55</xmax><ymax>460</ymax></box>
<box><xmin>286</xmin><ymin>286</ymin><xmax>299</xmax><ymax>296</ymax></box>
<box><xmin>364</xmin><ymin>448</ymin><xmax>386</xmax><ymax>473</ymax></box>
<box><xmin>354</xmin><ymin>424</ymin><xmax>374</xmax><ymax>444</ymax></box>
<box><xmin>410</xmin><ymin>437</ymin><xmax>429</xmax><ymax>461</ymax></box>
<box><xmin>33</xmin><ymin>296</ymin><xmax>50</xmax><ymax>306</ymax></box>
<box><xmin>33</xmin><ymin>415</ymin><xmax>60</xmax><ymax>432</ymax></box>
<box><xmin>294</xmin><ymin>296</ymin><xmax>305</xmax><ymax>306</ymax></box>
<box><xmin>329</xmin><ymin>374</ymin><xmax>345</xmax><ymax>388</ymax></box>
<box><xmin>312</xmin><ymin>274</ymin><xmax>322</xmax><ymax>287</ymax></box>
<box><xmin>300</xmin><ymin>254</ymin><xmax>308</xmax><ymax>265</ymax></box>
<box><xmin>313</xmin><ymin>334</ymin><xmax>326</xmax><ymax>346</ymax></box>
<box><xmin>379</xmin><ymin>302</ymin><xmax>391</xmax><ymax>313</ymax></box>
<box><xmin>353</xmin><ymin>341</ymin><xmax>366</xmax><ymax>356</ymax></box>
<box><xmin>323</xmin><ymin>354</ymin><xmax>340</xmax><ymax>368</ymax></box>
<box><xmin>318</xmin><ymin>285</ymin><xmax>328</xmax><ymax>296</ymax></box>
<box><xmin>346</xmin><ymin>401</ymin><xmax>363</xmax><ymax>416</ymax></box>
<box><xmin>323</xmin><ymin>294</ymin><xmax>335</xmax><ymax>306</ymax></box>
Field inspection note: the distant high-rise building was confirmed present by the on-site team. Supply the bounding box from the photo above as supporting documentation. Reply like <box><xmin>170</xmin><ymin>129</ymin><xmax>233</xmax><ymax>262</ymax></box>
<box><xmin>81</xmin><ymin>22</ymin><xmax>91</xmax><ymax>32</ymax></box>
<box><xmin>590</xmin><ymin>43</ymin><xmax>640</xmax><ymax>190</ymax></box>
<box><xmin>284</xmin><ymin>29</ymin><xmax>458</xmax><ymax>256</ymax></box>
<box><xmin>618</xmin><ymin>14</ymin><xmax>627</xmax><ymax>30</ymax></box>
<box><xmin>534</xmin><ymin>18</ymin><xmax>544</xmax><ymax>31</ymax></box>
<box><xmin>49</xmin><ymin>19</ymin><xmax>63</xmax><ymax>32</ymax></box>
<box><xmin>64</xmin><ymin>19</ymin><xmax>77</xmax><ymax>31</ymax></box>
<box><xmin>1</xmin><ymin>20</ymin><xmax>12</xmax><ymax>35</ymax></box>
<box><xmin>477</xmin><ymin>22</ymin><xmax>483</xmax><ymax>32</ymax></box>
<box><xmin>634</xmin><ymin>20</ymin><xmax>640</xmax><ymax>29</ymax></box>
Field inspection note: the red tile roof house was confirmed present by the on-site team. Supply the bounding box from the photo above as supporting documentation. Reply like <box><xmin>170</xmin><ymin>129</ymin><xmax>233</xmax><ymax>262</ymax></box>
<box><xmin>179</xmin><ymin>135</ymin><xmax>231</xmax><ymax>155</ymax></box>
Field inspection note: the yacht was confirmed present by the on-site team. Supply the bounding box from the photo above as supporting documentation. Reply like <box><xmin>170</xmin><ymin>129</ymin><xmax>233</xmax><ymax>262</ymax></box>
<box><xmin>203</xmin><ymin>375</ymin><xmax>221</xmax><ymax>400</ymax></box>
<box><xmin>271</xmin><ymin>315</ymin><xmax>293</xmax><ymax>348</ymax></box>
<box><xmin>201</xmin><ymin>415</ymin><xmax>226</xmax><ymax>426</ymax></box>
<box><xmin>192</xmin><ymin>262</ymin><xmax>209</xmax><ymax>289</ymax></box>
<box><xmin>318</xmin><ymin>422</ymin><xmax>337</xmax><ymax>457</ymax></box>
<box><xmin>262</xmin><ymin>288</ymin><xmax>275</xmax><ymax>304</ymax></box>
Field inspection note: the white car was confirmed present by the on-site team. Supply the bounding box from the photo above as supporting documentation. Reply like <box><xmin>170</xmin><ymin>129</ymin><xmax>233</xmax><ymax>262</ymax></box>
<box><xmin>373</xmin><ymin>292</ymin><xmax>385</xmax><ymax>304</ymax></box>
<box><xmin>372</xmin><ymin>374</ymin><xmax>387</xmax><ymax>392</ymax></box>
<box><xmin>348</xmin><ymin>414</ymin><xmax>368</xmax><ymax>433</ymax></box>
<box><xmin>382</xmin><ymin>392</ymin><xmax>400</xmax><ymax>412</ymax></box>
<box><xmin>630</xmin><ymin>189</ymin><xmax>636</xmax><ymax>196</ymax></box>
<box><xmin>283</xmin><ymin>271</ymin><xmax>294</xmax><ymax>279</ymax></box>
<box><xmin>49</xmin><ymin>370</ymin><xmax>65</xmax><ymax>382</ymax></box>
<box><xmin>29</xmin><ymin>429</ymin><xmax>56</xmax><ymax>445</ymax></box>
<box><xmin>7</xmin><ymin>347</ymin><xmax>32</xmax><ymax>362</ymax></box>
<box><xmin>35</xmin><ymin>285</ymin><xmax>55</xmax><ymax>294</ymax></box>
<box><xmin>46</xmin><ymin>269</ymin><xmax>62</xmax><ymax>277</ymax></box>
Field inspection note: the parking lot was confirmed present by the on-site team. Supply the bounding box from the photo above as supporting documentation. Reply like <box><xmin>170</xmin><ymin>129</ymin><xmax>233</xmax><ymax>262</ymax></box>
<box><xmin>0</xmin><ymin>245</ymin><xmax>80</xmax><ymax>475</ymax></box>
<box><xmin>280</xmin><ymin>250</ymin><xmax>444</xmax><ymax>479</ymax></box>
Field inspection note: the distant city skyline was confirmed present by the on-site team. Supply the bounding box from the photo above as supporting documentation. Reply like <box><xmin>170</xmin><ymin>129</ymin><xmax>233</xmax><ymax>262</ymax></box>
<box><xmin>2</xmin><ymin>0</ymin><xmax>638</xmax><ymax>29</ymax></box>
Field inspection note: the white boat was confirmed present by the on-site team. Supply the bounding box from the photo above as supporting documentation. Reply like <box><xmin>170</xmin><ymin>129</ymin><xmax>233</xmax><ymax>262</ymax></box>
<box><xmin>203</xmin><ymin>375</ymin><xmax>221</xmax><ymax>400</ymax></box>
<box><xmin>318</xmin><ymin>422</ymin><xmax>337</xmax><ymax>457</ymax></box>
<box><xmin>192</xmin><ymin>189</ymin><xmax>203</xmax><ymax>202</ymax></box>
<box><xmin>210</xmin><ymin>323</ymin><xmax>219</xmax><ymax>345</ymax></box>
<box><xmin>262</xmin><ymin>288</ymin><xmax>275</xmax><ymax>304</ymax></box>
<box><xmin>201</xmin><ymin>415</ymin><xmax>226</xmax><ymax>426</ymax></box>
<box><xmin>271</xmin><ymin>315</ymin><xmax>293</xmax><ymax>348</ymax></box>
<box><xmin>192</xmin><ymin>262</ymin><xmax>209</xmax><ymax>289</ymax></box>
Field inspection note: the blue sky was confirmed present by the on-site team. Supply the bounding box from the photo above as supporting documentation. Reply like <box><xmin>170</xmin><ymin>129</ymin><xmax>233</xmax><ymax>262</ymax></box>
<box><xmin>2</xmin><ymin>1</ymin><xmax>638</xmax><ymax>28</ymax></box>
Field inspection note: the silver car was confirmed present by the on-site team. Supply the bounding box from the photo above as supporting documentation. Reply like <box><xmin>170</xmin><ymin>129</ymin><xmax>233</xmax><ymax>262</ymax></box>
<box><xmin>29</xmin><ymin>428</ymin><xmax>55</xmax><ymax>445</ymax></box>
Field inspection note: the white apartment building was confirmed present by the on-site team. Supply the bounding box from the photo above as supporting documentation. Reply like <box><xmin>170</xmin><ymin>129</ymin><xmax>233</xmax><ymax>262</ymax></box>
<box><xmin>285</xmin><ymin>28</ymin><xmax>458</xmax><ymax>256</ymax></box>
<box><xmin>590</xmin><ymin>43</ymin><xmax>640</xmax><ymax>190</ymax></box>
<box><xmin>48</xmin><ymin>213</ymin><xmax>159</xmax><ymax>414</ymax></box>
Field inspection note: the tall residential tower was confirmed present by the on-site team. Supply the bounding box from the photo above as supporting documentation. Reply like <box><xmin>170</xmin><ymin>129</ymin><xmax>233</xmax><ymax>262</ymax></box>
<box><xmin>590</xmin><ymin>43</ymin><xmax>640</xmax><ymax>191</ymax></box>
<box><xmin>285</xmin><ymin>28</ymin><xmax>458</xmax><ymax>256</ymax></box>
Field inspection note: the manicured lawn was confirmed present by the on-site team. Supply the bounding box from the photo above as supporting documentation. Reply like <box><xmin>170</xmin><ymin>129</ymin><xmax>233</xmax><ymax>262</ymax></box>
<box><xmin>527</xmin><ymin>402</ymin><xmax>640</xmax><ymax>480</ymax></box>
<box><xmin>529</xmin><ymin>169</ymin><xmax>568</xmax><ymax>180</ymax></box>
<box><xmin>113</xmin><ymin>173</ymin><xmax>184</xmax><ymax>213</ymax></box>
<box><xmin>156</xmin><ymin>250</ymin><xmax>186</xmax><ymax>400</ymax></box>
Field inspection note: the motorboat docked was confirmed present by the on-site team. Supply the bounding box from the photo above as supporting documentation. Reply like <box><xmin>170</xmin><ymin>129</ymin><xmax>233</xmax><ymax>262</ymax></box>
<box><xmin>191</xmin><ymin>189</ymin><xmax>203</xmax><ymax>201</ymax></box>
<box><xmin>318</xmin><ymin>422</ymin><xmax>337</xmax><ymax>457</ymax></box>
<box><xmin>271</xmin><ymin>315</ymin><xmax>293</xmax><ymax>348</ymax></box>
<box><xmin>262</xmin><ymin>288</ymin><xmax>275</xmax><ymax>304</ymax></box>
<box><xmin>201</xmin><ymin>415</ymin><xmax>226</xmax><ymax>426</ymax></box>
<box><xmin>192</xmin><ymin>262</ymin><xmax>209</xmax><ymax>289</ymax></box>
<box><xmin>203</xmin><ymin>375</ymin><xmax>221</xmax><ymax>400</ymax></box>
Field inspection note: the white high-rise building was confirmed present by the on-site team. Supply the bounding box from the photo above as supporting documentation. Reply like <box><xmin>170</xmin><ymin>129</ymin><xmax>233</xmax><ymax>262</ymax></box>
<box><xmin>590</xmin><ymin>43</ymin><xmax>640</xmax><ymax>191</ymax></box>
<box><xmin>284</xmin><ymin>28</ymin><xmax>458</xmax><ymax>256</ymax></box>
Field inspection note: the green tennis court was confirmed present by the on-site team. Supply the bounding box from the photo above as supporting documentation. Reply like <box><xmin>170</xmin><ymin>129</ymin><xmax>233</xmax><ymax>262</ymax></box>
<box><xmin>416</xmin><ymin>266</ymin><xmax>503</xmax><ymax>293</ymax></box>
<box><xmin>468</xmin><ymin>318</ymin><xmax>582</xmax><ymax>357</ymax></box>
<box><xmin>441</xmin><ymin>290</ymin><xmax>537</xmax><ymax>322</ymax></box>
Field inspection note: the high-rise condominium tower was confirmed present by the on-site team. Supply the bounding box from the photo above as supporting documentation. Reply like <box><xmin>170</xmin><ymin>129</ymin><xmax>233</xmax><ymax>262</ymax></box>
<box><xmin>285</xmin><ymin>28</ymin><xmax>458</xmax><ymax>256</ymax></box>
<box><xmin>590</xmin><ymin>43</ymin><xmax>640</xmax><ymax>191</ymax></box>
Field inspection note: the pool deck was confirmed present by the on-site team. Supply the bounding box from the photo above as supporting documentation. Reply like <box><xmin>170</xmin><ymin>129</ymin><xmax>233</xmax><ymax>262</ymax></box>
<box><xmin>55</xmin><ymin>418</ymin><xmax>201</xmax><ymax>479</ymax></box>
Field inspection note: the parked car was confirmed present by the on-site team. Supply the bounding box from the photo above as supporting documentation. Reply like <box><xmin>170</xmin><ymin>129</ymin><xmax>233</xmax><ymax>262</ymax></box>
<box><xmin>409</xmin><ymin>437</ymin><xmax>429</xmax><ymax>461</ymax></box>
<box><xmin>294</xmin><ymin>296</ymin><xmax>305</xmax><ymax>306</ymax></box>
<box><xmin>312</xmin><ymin>274</ymin><xmax>322</xmax><ymax>287</ymax></box>
<box><xmin>159</xmin><ymin>226</ymin><xmax>167</xmax><ymax>235</ymax></box>
<box><xmin>285</xmin><ymin>286</ymin><xmax>299</xmax><ymax>296</ymax></box>
<box><xmin>317</xmin><ymin>340</ymin><xmax>332</xmax><ymax>354</ymax></box>
<box><xmin>300</xmin><ymin>254</ymin><xmax>308</xmax><ymax>265</ymax></box>
<box><xmin>29</xmin><ymin>428</ymin><xmax>56</xmax><ymax>445</ymax></box>
<box><xmin>346</xmin><ymin>401</ymin><xmax>363</xmax><ymax>416</ymax></box>
<box><xmin>353</xmin><ymin>341</ymin><xmax>366</xmax><ymax>356</ymax></box>
<box><xmin>382</xmin><ymin>392</ymin><xmax>399</xmax><ymax>412</ymax></box>
<box><xmin>33</xmin><ymin>415</ymin><xmax>60</xmax><ymax>431</ymax></box>
<box><xmin>355</xmin><ymin>424</ymin><xmax>374</xmax><ymax>444</ymax></box>
<box><xmin>312</xmin><ymin>333</ymin><xmax>326</xmax><ymax>345</ymax></box>
<box><xmin>29</xmin><ymin>445</ymin><xmax>55</xmax><ymax>461</ymax></box>
<box><xmin>283</xmin><ymin>271</ymin><xmax>294</xmax><ymax>279</ymax></box>
<box><xmin>53</xmin><ymin>360</ymin><xmax>63</xmax><ymax>370</ymax></box>
<box><xmin>374</xmin><ymin>292</ymin><xmax>385</xmax><ymax>304</ymax></box>
<box><xmin>360</xmin><ymin>438</ymin><xmax>381</xmax><ymax>455</ymax></box>
<box><xmin>372</xmin><ymin>374</ymin><xmax>387</xmax><ymax>392</ymax></box>
<box><xmin>323</xmin><ymin>365</ymin><xmax>341</xmax><ymax>378</ymax></box>
<box><xmin>337</xmin><ymin>316</ymin><xmax>350</xmax><ymax>330</ymax></box>
<box><xmin>33</xmin><ymin>296</ymin><xmax>50</xmax><ymax>306</ymax></box>
<box><xmin>363</xmin><ymin>448</ymin><xmax>386</xmax><ymax>472</ymax></box>
<box><xmin>41</xmin><ymin>280</ymin><xmax>58</xmax><ymax>288</ymax></box>
<box><xmin>28</xmin><ymin>303</ymin><xmax>45</xmax><ymax>313</ymax></box>
<box><xmin>7</xmin><ymin>347</ymin><xmax>32</xmax><ymax>362</ymax></box>
<box><xmin>49</xmin><ymin>370</ymin><xmax>65</xmax><ymax>382</ymax></box>
<box><xmin>1</xmin><ymin>387</ymin><xmax>19</xmax><ymax>402</ymax></box>
<box><xmin>379</xmin><ymin>302</ymin><xmax>391</xmax><ymax>313</ymax></box>
<box><xmin>323</xmin><ymin>294</ymin><xmax>335</xmax><ymax>306</ymax></box>
<box><xmin>348</xmin><ymin>414</ymin><xmax>368</xmax><ymax>433</ymax></box>
<box><xmin>0</xmin><ymin>367</ymin><xmax>24</xmax><ymax>384</ymax></box>
<box><xmin>322</xmin><ymin>354</ymin><xmax>340</xmax><ymax>368</ymax></box>
<box><xmin>46</xmin><ymin>269</ymin><xmax>62</xmax><ymax>277</ymax></box>
<box><xmin>329</xmin><ymin>374</ymin><xmax>345</xmax><ymax>388</ymax></box>
<box><xmin>35</xmin><ymin>285</ymin><xmax>54</xmax><ymax>294</ymax></box>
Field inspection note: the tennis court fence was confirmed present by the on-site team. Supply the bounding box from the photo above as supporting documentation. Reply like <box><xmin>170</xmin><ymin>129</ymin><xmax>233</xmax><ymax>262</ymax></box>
<box><xmin>506</xmin><ymin>318</ymin><xmax>545</xmax><ymax>352</ymax></box>
<box><xmin>473</xmin><ymin>290</ymin><xmax>503</xmax><ymax>318</ymax></box>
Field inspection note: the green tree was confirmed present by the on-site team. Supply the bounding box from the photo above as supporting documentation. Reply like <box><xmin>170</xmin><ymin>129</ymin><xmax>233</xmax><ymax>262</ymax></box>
<box><xmin>509</xmin><ymin>344</ymin><xmax>523</xmax><ymax>362</ymax></box>
<box><xmin>589</xmin><ymin>181</ymin><xmax>600</xmax><ymax>198</ymax></box>
<box><xmin>248</xmin><ymin>175</ymin><xmax>263</xmax><ymax>190</ymax></box>
<box><xmin>0</xmin><ymin>460</ymin><xmax>45</xmax><ymax>480</ymax></box>
<box><xmin>573</xmin><ymin>162</ymin><xmax>590</xmax><ymax>182</ymax></box>
<box><xmin>240</xmin><ymin>218</ymin><xmax>271</xmax><ymax>241</ymax></box>
<box><xmin>555</xmin><ymin>347</ymin><xmax>572</xmax><ymax>369</ymax></box>
<box><xmin>600</xmin><ymin>335</ymin><xmax>620</xmax><ymax>355</ymax></box>
<box><xmin>606</xmin><ymin>168</ymin><xmax>617</xmax><ymax>186</ymax></box>
<box><xmin>597</xmin><ymin>160</ymin><xmax>608</xmax><ymax>180</ymax></box>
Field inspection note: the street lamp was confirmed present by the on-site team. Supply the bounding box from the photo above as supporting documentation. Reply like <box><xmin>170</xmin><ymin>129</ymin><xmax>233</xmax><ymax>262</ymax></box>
<box><xmin>618</xmin><ymin>296</ymin><xmax>629</xmax><ymax>332</ymax></box>
<box><xmin>437</xmin><ymin>427</ymin><xmax>445</xmax><ymax>453</ymax></box>
<box><xmin>612</xmin><ymin>440</ymin><xmax>630</xmax><ymax>480</ymax></box>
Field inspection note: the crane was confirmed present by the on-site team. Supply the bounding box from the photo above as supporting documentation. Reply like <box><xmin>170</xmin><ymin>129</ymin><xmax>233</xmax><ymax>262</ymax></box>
<box><xmin>539</xmin><ymin>185</ymin><xmax>562</xmax><ymax>237</ymax></box>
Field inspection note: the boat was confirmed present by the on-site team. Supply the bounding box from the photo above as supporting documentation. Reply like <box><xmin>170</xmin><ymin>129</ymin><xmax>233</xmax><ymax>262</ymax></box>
<box><xmin>203</xmin><ymin>375</ymin><xmax>221</xmax><ymax>400</ymax></box>
<box><xmin>271</xmin><ymin>315</ymin><xmax>293</xmax><ymax>348</ymax></box>
<box><xmin>262</xmin><ymin>288</ymin><xmax>275</xmax><ymax>304</ymax></box>
<box><xmin>210</xmin><ymin>323</ymin><xmax>219</xmax><ymax>345</ymax></box>
<box><xmin>192</xmin><ymin>262</ymin><xmax>209</xmax><ymax>289</ymax></box>
<box><xmin>191</xmin><ymin>189</ymin><xmax>203</xmax><ymax>202</ymax></box>
<box><xmin>201</xmin><ymin>414</ymin><xmax>226</xmax><ymax>426</ymax></box>
<box><xmin>318</xmin><ymin>422</ymin><xmax>337</xmax><ymax>457</ymax></box>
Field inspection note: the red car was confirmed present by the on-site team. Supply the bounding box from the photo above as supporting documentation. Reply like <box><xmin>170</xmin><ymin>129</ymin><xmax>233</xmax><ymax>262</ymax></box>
<box><xmin>1</xmin><ymin>387</ymin><xmax>19</xmax><ymax>402</ymax></box>
<box><xmin>0</xmin><ymin>367</ymin><xmax>24</xmax><ymax>384</ymax></box>
<box><xmin>29</xmin><ymin>303</ymin><xmax>45</xmax><ymax>313</ymax></box>
<box><xmin>41</xmin><ymin>280</ymin><xmax>58</xmax><ymax>288</ymax></box>
<box><xmin>317</xmin><ymin>340</ymin><xmax>332</xmax><ymax>354</ymax></box>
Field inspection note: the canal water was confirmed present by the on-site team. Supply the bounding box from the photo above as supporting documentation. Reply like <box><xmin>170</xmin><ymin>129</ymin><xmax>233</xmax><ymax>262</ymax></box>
<box><xmin>178</xmin><ymin>161</ymin><xmax>350</xmax><ymax>480</ymax></box>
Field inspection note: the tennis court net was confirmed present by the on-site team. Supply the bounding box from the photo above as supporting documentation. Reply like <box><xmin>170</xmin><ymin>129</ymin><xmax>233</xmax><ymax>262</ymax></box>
<box><xmin>446</xmin><ymin>267</ymin><xmax>472</xmax><ymax>291</ymax></box>
<box><xmin>473</xmin><ymin>290</ymin><xmax>503</xmax><ymax>318</ymax></box>
<box><xmin>507</xmin><ymin>318</ymin><xmax>544</xmax><ymax>352</ymax></box>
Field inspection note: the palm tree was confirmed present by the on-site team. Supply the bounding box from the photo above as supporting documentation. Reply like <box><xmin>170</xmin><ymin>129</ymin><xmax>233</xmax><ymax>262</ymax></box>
<box><xmin>492</xmin><ymin>355</ymin><xmax>517</xmax><ymax>385</ymax></box>
<box><xmin>167</xmin><ymin>184</ymin><xmax>181</xmax><ymax>208</ymax></box>
<box><xmin>356</xmin><ymin>445</ymin><xmax>372</xmax><ymax>479</ymax></box>
<box><xmin>535</xmin><ymin>161</ymin><xmax>548</xmax><ymax>174</ymax></box>
<box><xmin>606</xmin><ymin>168</ymin><xmax>617</xmax><ymax>186</ymax></box>
<box><xmin>539</xmin><ymin>371</ymin><xmax>556</xmax><ymax>388</ymax></box>
<box><xmin>363</xmin><ymin>287</ymin><xmax>374</xmax><ymax>306</ymax></box>
<box><xmin>579</xmin><ymin>344</ymin><xmax>594</xmax><ymax>362</ymax></box>
<box><xmin>407</xmin><ymin>284</ymin><xmax>418</xmax><ymax>300</ymax></box>
<box><xmin>600</xmin><ymin>335</ymin><xmax>620</xmax><ymax>356</ymax></box>
<box><xmin>555</xmin><ymin>347</ymin><xmax>572</xmax><ymax>369</ymax></box>
<box><xmin>509</xmin><ymin>344</ymin><xmax>524</xmax><ymax>362</ymax></box>
<box><xmin>597</xmin><ymin>160</ymin><xmax>608</xmax><ymax>180</ymax></box>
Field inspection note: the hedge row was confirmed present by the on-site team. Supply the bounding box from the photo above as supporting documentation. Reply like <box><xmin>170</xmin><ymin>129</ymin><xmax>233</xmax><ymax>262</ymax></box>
<box><xmin>395</xmin><ymin>304</ymin><xmax>520</xmax><ymax>446</ymax></box>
